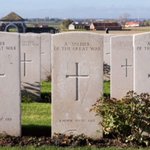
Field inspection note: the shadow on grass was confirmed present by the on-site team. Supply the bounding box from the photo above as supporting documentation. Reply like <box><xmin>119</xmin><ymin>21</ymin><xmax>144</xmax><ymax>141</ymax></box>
<box><xmin>22</xmin><ymin>125</ymin><xmax>51</xmax><ymax>137</ymax></box>
<box><xmin>103</xmin><ymin>93</ymin><xmax>110</xmax><ymax>99</ymax></box>
<box><xmin>41</xmin><ymin>92</ymin><xmax>51</xmax><ymax>103</ymax></box>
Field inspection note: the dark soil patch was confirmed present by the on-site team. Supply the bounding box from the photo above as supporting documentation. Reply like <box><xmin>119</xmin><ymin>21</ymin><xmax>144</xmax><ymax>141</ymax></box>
<box><xmin>0</xmin><ymin>133</ymin><xmax>144</xmax><ymax>148</ymax></box>
<box><xmin>0</xmin><ymin>126</ymin><xmax>148</xmax><ymax>147</ymax></box>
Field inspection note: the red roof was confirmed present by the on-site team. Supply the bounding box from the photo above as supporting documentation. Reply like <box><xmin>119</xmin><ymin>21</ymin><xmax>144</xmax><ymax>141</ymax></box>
<box><xmin>125</xmin><ymin>22</ymin><xmax>139</xmax><ymax>25</ymax></box>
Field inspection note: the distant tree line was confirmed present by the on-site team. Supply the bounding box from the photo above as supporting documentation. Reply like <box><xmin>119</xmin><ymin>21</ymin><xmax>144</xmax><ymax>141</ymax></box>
<box><xmin>140</xmin><ymin>20</ymin><xmax>150</xmax><ymax>26</ymax></box>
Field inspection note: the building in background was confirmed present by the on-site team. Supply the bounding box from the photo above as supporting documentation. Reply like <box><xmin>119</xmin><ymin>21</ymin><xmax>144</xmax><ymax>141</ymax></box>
<box><xmin>68</xmin><ymin>22</ymin><xmax>90</xmax><ymax>30</ymax></box>
<box><xmin>125</xmin><ymin>21</ymin><xmax>140</xmax><ymax>27</ymax></box>
<box><xmin>90</xmin><ymin>22</ymin><xmax>122</xmax><ymax>30</ymax></box>
<box><xmin>68</xmin><ymin>23</ymin><xmax>75</xmax><ymax>30</ymax></box>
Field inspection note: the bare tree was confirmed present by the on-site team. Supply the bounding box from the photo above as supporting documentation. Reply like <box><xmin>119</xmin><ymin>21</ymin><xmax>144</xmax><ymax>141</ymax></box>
<box><xmin>118</xmin><ymin>13</ymin><xmax>130</xmax><ymax>26</ymax></box>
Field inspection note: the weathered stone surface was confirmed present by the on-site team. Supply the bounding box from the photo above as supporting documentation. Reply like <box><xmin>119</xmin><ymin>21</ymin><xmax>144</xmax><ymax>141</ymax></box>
<box><xmin>111</xmin><ymin>35</ymin><xmax>133</xmax><ymax>99</ymax></box>
<box><xmin>0</xmin><ymin>32</ymin><xmax>21</xmax><ymax>136</ymax></box>
<box><xmin>52</xmin><ymin>32</ymin><xmax>103</xmax><ymax>138</ymax></box>
<box><xmin>41</xmin><ymin>33</ymin><xmax>51</xmax><ymax>81</ymax></box>
<box><xmin>20</xmin><ymin>33</ymin><xmax>41</xmax><ymax>100</ymax></box>
<box><xmin>103</xmin><ymin>35</ymin><xmax>113</xmax><ymax>81</ymax></box>
<box><xmin>134</xmin><ymin>32</ymin><xmax>150</xmax><ymax>94</ymax></box>
<box><xmin>104</xmin><ymin>34</ymin><xmax>113</xmax><ymax>66</ymax></box>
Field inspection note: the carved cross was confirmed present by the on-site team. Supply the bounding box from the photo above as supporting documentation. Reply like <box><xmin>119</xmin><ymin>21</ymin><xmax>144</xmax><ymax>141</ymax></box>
<box><xmin>21</xmin><ymin>53</ymin><xmax>32</xmax><ymax>76</ymax></box>
<box><xmin>66</xmin><ymin>63</ymin><xmax>89</xmax><ymax>101</ymax></box>
<box><xmin>121</xmin><ymin>58</ymin><xmax>132</xmax><ymax>77</ymax></box>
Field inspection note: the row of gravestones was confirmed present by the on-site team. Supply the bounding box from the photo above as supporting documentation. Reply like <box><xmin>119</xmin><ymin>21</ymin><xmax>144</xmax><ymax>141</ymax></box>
<box><xmin>0</xmin><ymin>31</ymin><xmax>149</xmax><ymax>138</ymax></box>
<box><xmin>111</xmin><ymin>33</ymin><xmax>150</xmax><ymax>99</ymax></box>
<box><xmin>21</xmin><ymin>33</ymin><xmax>51</xmax><ymax>100</ymax></box>
<box><xmin>104</xmin><ymin>33</ymin><xmax>150</xmax><ymax>99</ymax></box>
<box><xmin>0</xmin><ymin>32</ymin><xmax>52</xmax><ymax>136</ymax></box>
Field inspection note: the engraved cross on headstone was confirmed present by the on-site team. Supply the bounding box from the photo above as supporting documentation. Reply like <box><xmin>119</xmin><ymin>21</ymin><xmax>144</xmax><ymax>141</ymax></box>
<box><xmin>0</xmin><ymin>51</ymin><xmax>5</xmax><ymax>77</ymax></box>
<box><xmin>21</xmin><ymin>53</ymin><xmax>32</xmax><ymax>76</ymax></box>
<box><xmin>121</xmin><ymin>58</ymin><xmax>132</xmax><ymax>77</ymax></box>
<box><xmin>66</xmin><ymin>62</ymin><xmax>89</xmax><ymax>101</ymax></box>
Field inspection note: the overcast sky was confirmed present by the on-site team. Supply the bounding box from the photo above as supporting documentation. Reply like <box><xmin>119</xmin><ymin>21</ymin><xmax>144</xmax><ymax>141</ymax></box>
<box><xmin>0</xmin><ymin>0</ymin><xmax>149</xmax><ymax>19</ymax></box>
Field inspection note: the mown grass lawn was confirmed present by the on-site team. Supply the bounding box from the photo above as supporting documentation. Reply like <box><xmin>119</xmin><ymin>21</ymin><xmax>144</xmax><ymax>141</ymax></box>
<box><xmin>21</xmin><ymin>81</ymin><xmax>51</xmax><ymax>136</ymax></box>
<box><xmin>104</xmin><ymin>81</ymin><xmax>110</xmax><ymax>96</ymax></box>
<box><xmin>22</xmin><ymin>81</ymin><xmax>51</xmax><ymax>127</ymax></box>
<box><xmin>41</xmin><ymin>81</ymin><xmax>51</xmax><ymax>94</ymax></box>
<box><xmin>22</xmin><ymin>102</ymin><xmax>51</xmax><ymax>126</ymax></box>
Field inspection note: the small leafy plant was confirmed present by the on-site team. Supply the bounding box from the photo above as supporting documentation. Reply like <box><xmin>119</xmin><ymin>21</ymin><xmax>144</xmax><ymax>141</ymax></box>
<box><xmin>91</xmin><ymin>91</ymin><xmax>150</xmax><ymax>146</ymax></box>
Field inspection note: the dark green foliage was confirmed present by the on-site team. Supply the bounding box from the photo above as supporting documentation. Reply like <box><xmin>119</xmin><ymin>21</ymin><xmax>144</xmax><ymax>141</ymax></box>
<box><xmin>91</xmin><ymin>91</ymin><xmax>150</xmax><ymax>146</ymax></box>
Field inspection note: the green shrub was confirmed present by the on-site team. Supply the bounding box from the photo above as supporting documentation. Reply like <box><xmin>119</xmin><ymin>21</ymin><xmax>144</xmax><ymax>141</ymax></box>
<box><xmin>91</xmin><ymin>91</ymin><xmax>150</xmax><ymax>146</ymax></box>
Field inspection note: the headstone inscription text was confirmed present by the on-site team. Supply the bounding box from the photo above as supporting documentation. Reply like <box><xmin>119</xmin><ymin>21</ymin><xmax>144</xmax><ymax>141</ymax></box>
<box><xmin>54</xmin><ymin>41</ymin><xmax>101</xmax><ymax>51</ymax></box>
<box><xmin>52</xmin><ymin>32</ymin><xmax>103</xmax><ymax>138</ymax></box>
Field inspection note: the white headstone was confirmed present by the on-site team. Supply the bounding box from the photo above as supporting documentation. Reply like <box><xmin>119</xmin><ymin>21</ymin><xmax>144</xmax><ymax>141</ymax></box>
<box><xmin>0</xmin><ymin>32</ymin><xmax>21</xmax><ymax>136</ymax></box>
<box><xmin>41</xmin><ymin>33</ymin><xmax>51</xmax><ymax>81</ymax></box>
<box><xmin>104</xmin><ymin>34</ymin><xmax>113</xmax><ymax>66</ymax></box>
<box><xmin>103</xmin><ymin>34</ymin><xmax>113</xmax><ymax>81</ymax></box>
<box><xmin>52</xmin><ymin>32</ymin><xmax>103</xmax><ymax>138</ymax></box>
<box><xmin>20</xmin><ymin>33</ymin><xmax>41</xmax><ymax>100</ymax></box>
<box><xmin>111</xmin><ymin>35</ymin><xmax>133</xmax><ymax>99</ymax></box>
<box><xmin>134</xmin><ymin>32</ymin><xmax>150</xmax><ymax>93</ymax></box>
